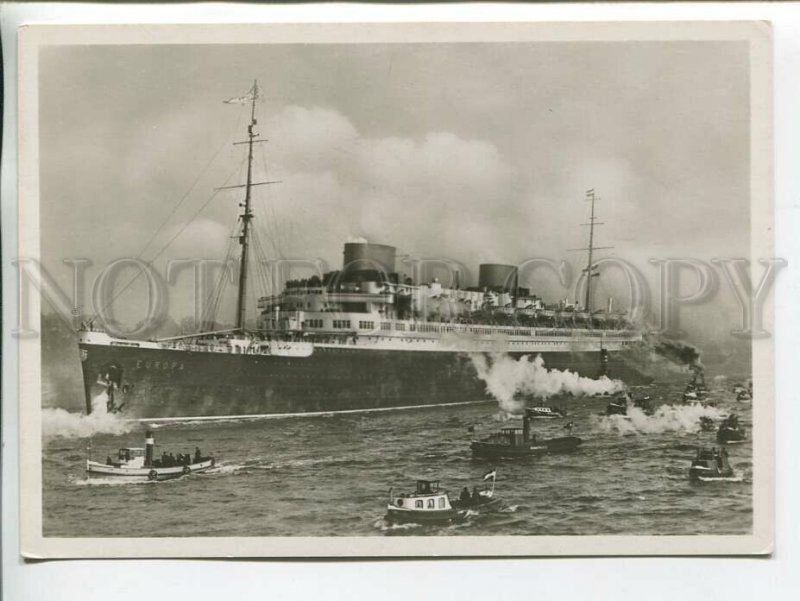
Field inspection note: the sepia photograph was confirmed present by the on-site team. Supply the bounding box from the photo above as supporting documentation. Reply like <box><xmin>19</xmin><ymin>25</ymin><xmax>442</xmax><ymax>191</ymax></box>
<box><xmin>15</xmin><ymin>21</ymin><xmax>774</xmax><ymax>557</ymax></box>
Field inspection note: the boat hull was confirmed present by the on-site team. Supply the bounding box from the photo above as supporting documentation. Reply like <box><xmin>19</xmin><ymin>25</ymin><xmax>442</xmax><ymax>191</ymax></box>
<box><xmin>470</xmin><ymin>436</ymin><xmax>582</xmax><ymax>458</ymax></box>
<box><xmin>717</xmin><ymin>429</ymin><xmax>747</xmax><ymax>444</ymax></box>
<box><xmin>79</xmin><ymin>341</ymin><xmax>649</xmax><ymax>419</ymax></box>
<box><xmin>385</xmin><ymin>506</ymin><xmax>464</xmax><ymax>524</ymax></box>
<box><xmin>85</xmin><ymin>458</ymin><xmax>215</xmax><ymax>481</ymax></box>
<box><xmin>689</xmin><ymin>464</ymin><xmax>735</xmax><ymax>482</ymax></box>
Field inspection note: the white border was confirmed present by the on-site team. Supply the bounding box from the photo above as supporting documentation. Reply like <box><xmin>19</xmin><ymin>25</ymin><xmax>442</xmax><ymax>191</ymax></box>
<box><xmin>15</xmin><ymin>18</ymin><xmax>774</xmax><ymax>560</ymax></box>
<box><xmin>2</xmin><ymin>2</ymin><xmax>797</xmax><ymax>599</ymax></box>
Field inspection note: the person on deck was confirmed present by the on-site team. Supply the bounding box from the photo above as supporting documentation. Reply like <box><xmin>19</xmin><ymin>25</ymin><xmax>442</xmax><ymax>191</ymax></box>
<box><xmin>460</xmin><ymin>487</ymin><xmax>471</xmax><ymax>503</ymax></box>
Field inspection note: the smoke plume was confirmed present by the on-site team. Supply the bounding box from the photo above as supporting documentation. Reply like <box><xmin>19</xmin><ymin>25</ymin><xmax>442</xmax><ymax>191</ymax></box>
<box><xmin>471</xmin><ymin>353</ymin><xmax>625</xmax><ymax>415</ymax></box>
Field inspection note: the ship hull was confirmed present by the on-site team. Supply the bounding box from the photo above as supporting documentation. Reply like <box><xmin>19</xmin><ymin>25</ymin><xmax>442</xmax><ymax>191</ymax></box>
<box><xmin>79</xmin><ymin>343</ymin><xmax>648</xmax><ymax>419</ymax></box>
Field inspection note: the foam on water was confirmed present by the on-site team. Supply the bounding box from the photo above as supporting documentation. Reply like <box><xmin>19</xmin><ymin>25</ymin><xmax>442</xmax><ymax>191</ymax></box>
<box><xmin>43</xmin><ymin>394</ymin><xmax>135</xmax><ymax>439</ymax></box>
<box><xmin>593</xmin><ymin>403</ymin><xmax>726</xmax><ymax>435</ymax></box>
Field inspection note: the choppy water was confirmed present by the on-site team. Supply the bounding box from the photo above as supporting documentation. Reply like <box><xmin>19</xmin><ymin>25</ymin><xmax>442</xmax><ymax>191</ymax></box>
<box><xmin>42</xmin><ymin>379</ymin><xmax>752</xmax><ymax>537</ymax></box>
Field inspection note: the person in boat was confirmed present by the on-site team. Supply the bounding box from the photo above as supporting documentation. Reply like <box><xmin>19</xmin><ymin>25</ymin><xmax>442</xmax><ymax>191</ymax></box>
<box><xmin>472</xmin><ymin>487</ymin><xmax>481</xmax><ymax>504</ymax></box>
<box><xmin>161</xmin><ymin>452</ymin><xmax>169</xmax><ymax>466</ymax></box>
<box><xmin>106</xmin><ymin>456</ymin><xmax>113</xmax><ymax>466</ymax></box>
<box><xmin>195</xmin><ymin>447</ymin><xmax>202</xmax><ymax>462</ymax></box>
<box><xmin>460</xmin><ymin>487</ymin><xmax>471</xmax><ymax>504</ymax></box>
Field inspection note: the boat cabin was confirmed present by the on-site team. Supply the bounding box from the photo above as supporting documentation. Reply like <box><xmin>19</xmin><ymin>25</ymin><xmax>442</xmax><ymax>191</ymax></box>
<box><xmin>390</xmin><ymin>479</ymin><xmax>453</xmax><ymax>511</ymax></box>
<box><xmin>112</xmin><ymin>447</ymin><xmax>145</xmax><ymax>468</ymax></box>
<box><xmin>694</xmin><ymin>447</ymin><xmax>729</xmax><ymax>467</ymax></box>
<box><xmin>484</xmin><ymin>427</ymin><xmax>535</xmax><ymax>447</ymax></box>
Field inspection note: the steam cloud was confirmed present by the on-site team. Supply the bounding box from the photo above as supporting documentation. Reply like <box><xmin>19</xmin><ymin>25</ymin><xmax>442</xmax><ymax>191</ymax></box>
<box><xmin>42</xmin><ymin>393</ymin><xmax>135</xmax><ymax>439</ymax></box>
<box><xmin>471</xmin><ymin>353</ymin><xmax>626</xmax><ymax>415</ymax></box>
<box><xmin>595</xmin><ymin>403</ymin><xmax>725</xmax><ymax>435</ymax></box>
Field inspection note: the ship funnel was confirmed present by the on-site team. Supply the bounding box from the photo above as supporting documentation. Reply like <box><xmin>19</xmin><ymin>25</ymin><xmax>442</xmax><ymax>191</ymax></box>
<box><xmin>145</xmin><ymin>430</ymin><xmax>154</xmax><ymax>467</ymax></box>
<box><xmin>343</xmin><ymin>242</ymin><xmax>396</xmax><ymax>276</ymax></box>
<box><xmin>478</xmin><ymin>264</ymin><xmax>518</xmax><ymax>292</ymax></box>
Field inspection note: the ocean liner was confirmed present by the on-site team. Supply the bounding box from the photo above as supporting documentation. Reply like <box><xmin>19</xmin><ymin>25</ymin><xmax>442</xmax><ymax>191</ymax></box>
<box><xmin>78</xmin><ymin>82</ymin><xmax>643</xmax><ymax>420</ymax></box>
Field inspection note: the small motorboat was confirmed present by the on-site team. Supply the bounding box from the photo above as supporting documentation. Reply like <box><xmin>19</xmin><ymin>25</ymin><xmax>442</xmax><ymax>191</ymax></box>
<box><xmin>470</xmin><ymin>410</ymin><xmax>581</xmax><ymax>458</ymax></box>
<box><xmin>689</xmin><ymin>447</ymin><xmax>735</xmax><ymax>481</ymax></box>
<box><xmin>385</xmin><ymin>471</ymin><xmax>501</xmax><ymax>524</ymax></box>
<box><xmin>683</xmin><ymin>369</ymin><xmax>709</xmax><ymax>402</ymax></box>
<box><xmin>525</xmin><ymin>405</ymin><xmax>567</xmax><ymax>419</ymax></box>
<box><xmin>698</xmin><ymin>416</ymin><xmax>716</xmax><ymax>432</ymax></box>
<box><xmin>605</xmin><ymin>393</ymin><xmax>652</xmax><ymax>416</ymax></box>
<box><xmin>86</xmin><ymin>431</ymin><xmax>215</xmax><ymax>481</ymax></box>
<box><xmin>717</xmin><ymin>414</ymin><xmax>747</xmax><ymax>444</ymax></box>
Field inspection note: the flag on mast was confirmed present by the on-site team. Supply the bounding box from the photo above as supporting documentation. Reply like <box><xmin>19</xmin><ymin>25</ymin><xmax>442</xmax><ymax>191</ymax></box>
<box><xmin>223</xmin><ymin>93</ymin><xmax>252</xmax><ymax>105</ymax></box>
<box><xmin>223</xmin><ymin>83</ymin><xmax>260</xmax><ymax>105</ymax></box>
<box><xmin>483</xmin><ymin>469</ymin><xmax>497</xmax><ymax>481</ymax></box>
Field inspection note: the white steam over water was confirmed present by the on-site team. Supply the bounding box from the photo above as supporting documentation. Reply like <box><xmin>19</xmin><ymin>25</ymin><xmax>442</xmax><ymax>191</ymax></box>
<box><xmin>595</xmin><ymin>403</ymin><xmax>726</xmax><ymax>435</ymax></box>
<box><xmin>42</xmin><ymin>393</ymin><xmax>135</xmax><ymax>439</ymax></box>
<box><xmin>471</xmin><ymin>353</ymin><xmax>626</xmax><ymax>414</ymax></box>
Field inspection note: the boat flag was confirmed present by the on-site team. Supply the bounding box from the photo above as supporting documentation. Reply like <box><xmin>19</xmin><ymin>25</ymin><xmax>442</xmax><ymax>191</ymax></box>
<box><xmin>483</xmin><ymin>469</ymin><xmax>497</xmax><ymax>481</ymax></box>
<box><xmin>223</xmin><ymin>93</ymin><xmax>254</xmax><ymax>105</ymax></box>
<box><xmin>224</xmin><ymin>83</ymin><xmax>260</xmax><ymax>105</ymax></box>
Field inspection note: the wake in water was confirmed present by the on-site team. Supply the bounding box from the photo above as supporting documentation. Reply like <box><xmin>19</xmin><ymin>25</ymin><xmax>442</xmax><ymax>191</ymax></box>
<box><xmin>471</xmin><ymin>353</ymin><xmax>625</xmax><ymax>414</ymax></box>
<box><xmin>594</xmin><ymin>403</ymin><xmax>726</xmax><ymax>435</ymax></box>
<box><xmin>43</xmin><ymin>393</ymin><xmax>136</xmax><ymax>439</ymax></box>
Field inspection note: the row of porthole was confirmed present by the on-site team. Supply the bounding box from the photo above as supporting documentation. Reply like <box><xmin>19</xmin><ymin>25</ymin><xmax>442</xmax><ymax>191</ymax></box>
<box><xmin>396</xmin><ymin>498</ymin><xmax>446</xmax><ymax>509</ymax></box>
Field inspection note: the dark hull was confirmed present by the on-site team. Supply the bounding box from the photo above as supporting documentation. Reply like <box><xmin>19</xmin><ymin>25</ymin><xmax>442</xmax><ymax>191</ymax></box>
<box><xmin>385</xmin><ymin>507</ymin><xmax>463</xmax><ymax>524</ymax></box>
<box><xmin>689</xmin><ymin>464</ymin><xmax>735</xmax><ymax>481</ymax></box>
<box><xmin>470</xmin><ymin>436</ymin><xmax>582</xmax><ymax>458</ymax></box>
<box><xmin>717</xmin><ymin>429</ymin><xmax>747</xmax><ymax>444</ymax></box>
<box><xmin>79</xmin><ymin>343</ymin><xmax>649</xmax><ymax>419</ymax></box>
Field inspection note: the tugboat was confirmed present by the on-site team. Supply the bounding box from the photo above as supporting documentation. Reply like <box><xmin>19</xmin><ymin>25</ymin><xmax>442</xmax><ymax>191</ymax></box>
<box><xmin>86</xmin><ymin>431</ymin><xmax>215</xmax><ymax>481</ymax></box>
<box><xmin>683</xmin><ymin>369</ymin><xmax>709</xmax><ymax>402</ymax></box>
<box><xmin>604</xmin><ymin>392</ymin><xmax>652</xmax><ymax>416</ymax></box>
<box><xmin>386</xmin><ymin>471</ymin><xmax>501</xmax><ymax>524</ymax></box>
<box><xmin>689</xmin><ymin>447</ymin><xmax>735</xmax><ymax>481</ymax></box>
<box><xmin>470</xmin><ymin>409</ymin><xmax>582</xmax><ymax>458</ymax></box>
<box><xmin>735</xmin><ymin>380</ymin><xmax>753</xmax><ymax>402</ymax></box>
<box><xmin>525</xmin><ymin>405</ymin><xmax>567</xmax><ymax>419</ymax></box>
<box><xmin>716</xmin><ymin>414</ymin><xmax>747</xmax><ymax>444</ymax></box>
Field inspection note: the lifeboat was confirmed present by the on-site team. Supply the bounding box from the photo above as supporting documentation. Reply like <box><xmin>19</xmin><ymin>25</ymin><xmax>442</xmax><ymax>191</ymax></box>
<box><xmin>525</xmin><ymin>405</ymin><xmax>567</xmax><ymax>419</ymax></box>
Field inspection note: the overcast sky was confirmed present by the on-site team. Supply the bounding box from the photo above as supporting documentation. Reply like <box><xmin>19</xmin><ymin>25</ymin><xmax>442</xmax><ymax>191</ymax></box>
<box><xmin>38</xmin><ymin>41</ymin><xmax>753</xmax><ymax>341</ymax></box>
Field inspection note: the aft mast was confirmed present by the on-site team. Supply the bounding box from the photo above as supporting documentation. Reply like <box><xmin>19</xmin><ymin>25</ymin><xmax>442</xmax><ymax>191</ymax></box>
<box><xmin>576</xmin><ymin>189</ymin><xmax>612</xmax><ymax>313</ymax></box>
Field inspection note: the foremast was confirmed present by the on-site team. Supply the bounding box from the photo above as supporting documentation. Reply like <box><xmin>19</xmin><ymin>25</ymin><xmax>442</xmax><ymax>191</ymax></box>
<box><xmin>235</xmin><ymin>81</ymin><xmax>259</xmax><ymax>332</ymax></box>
